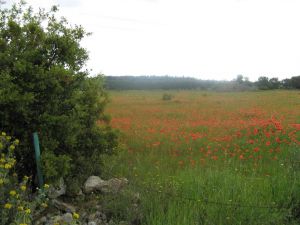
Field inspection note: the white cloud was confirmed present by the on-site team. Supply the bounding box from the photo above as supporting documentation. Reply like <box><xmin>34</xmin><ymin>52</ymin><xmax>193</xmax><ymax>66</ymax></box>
<box><xmin>4</xmin><ymin>0</ymin><xmax>300</xmax><ymax>80</ymax></box>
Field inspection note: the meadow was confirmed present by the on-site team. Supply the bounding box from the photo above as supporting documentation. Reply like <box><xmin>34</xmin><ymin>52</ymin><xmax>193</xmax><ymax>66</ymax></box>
<box><xmin>103</xmin><ymin>90</ymin><xmax>300</xmax><ymax>225</ymax></box>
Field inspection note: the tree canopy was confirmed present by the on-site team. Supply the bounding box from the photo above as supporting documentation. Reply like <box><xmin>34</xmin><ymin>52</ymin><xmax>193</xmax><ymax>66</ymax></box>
<box><xmin>0</xmin><ymin>2</ymin><xmax>118</xmax><ymax>189</ymax></box>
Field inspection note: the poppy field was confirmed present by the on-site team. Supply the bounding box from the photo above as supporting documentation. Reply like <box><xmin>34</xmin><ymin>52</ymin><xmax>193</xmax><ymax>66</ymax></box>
<box><xmin>104</xmin><ymin>90</ymin><xmax>300</xmax><ymax>225</ymax></box>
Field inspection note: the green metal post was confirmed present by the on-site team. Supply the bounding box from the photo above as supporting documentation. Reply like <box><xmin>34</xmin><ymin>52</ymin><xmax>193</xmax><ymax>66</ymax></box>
<box><xmin>33</xmin><ymin>132</ymin><xmax>44</xmax><ymax>188</ymax></box>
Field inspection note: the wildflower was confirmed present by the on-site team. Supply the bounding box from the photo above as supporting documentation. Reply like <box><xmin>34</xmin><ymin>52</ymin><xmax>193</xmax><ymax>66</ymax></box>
<box><xmin>4</xmin><ymin>163</ymin><xmax>12</xmax><ymax>169</ymax></box>
<box><xmin>211</xmin><ymin>155</ymin><xmax>218</xmax><ymax>161</ymax></box>
<box><xmin>20</xmin><ymin>185</ymin><xmax>26</xmax><ymax>191</ymax></box>
<box><xmin>1</xmin><ymin>132</ymin><xmax>6</xmax><ymax>136</ymax></box>
<box><xmin>18</xmin><ymin>206</ymin><xmax>24</xmax><ymax>211</ymax></box>
<box><xmin>44</xmin><ymin>183</ymin><xmax>50</xmax><ymax>189</ymax></box>
<box><xmin>253</xmin><ymin>128</ymin><xmax>259</xmax><ymax>135</ymax></box>
<box><xmin>265</xmin><ymin>132</ymin><xmax>271</xmax><ymax>138</ymax></box>
<box><xmin>9</xmin><ymin>190</ymin><xmax>17</xmax><ymax>196</ymax></box>
<box><xmin>9</xmin><ymin>145</ymin><xmax>15</xmax><ymax>151</ymax></box>
<box><xmin>248</xmin><ymin>139</ymin><xmax>254</xmax><ymax>144</ymax></box>
<box><xmin>23</xmin><ymin>176</ymin><xmax>29</xmax><ymax>181</ymax></box>
<box><xmin>266</xmin><ymin>141</ymin><xmax>271</xmax><ymax>146</ymax></box>
<box><xmin>253</xmin><ymin>147</ymin><xmax>259</xmax><ymax>153</ymax></box>
<box><xmin>73</xmin><ymin>212</ymin><xmax>80</xmax><ymax>219</ymax></box>
<box><xmin>25</xmin><ymin>208</ymin><xmax>31</xmax><ymax>214</ymax></box>
<box><xmin>14</xmin><ymin>139</ymin><xmax>20</xmax><ymax>145</ymax></box>
<box><xmin>4</xmin><ymin>203</ymin><xmax>12</xmax><ymax>209</ymax></box>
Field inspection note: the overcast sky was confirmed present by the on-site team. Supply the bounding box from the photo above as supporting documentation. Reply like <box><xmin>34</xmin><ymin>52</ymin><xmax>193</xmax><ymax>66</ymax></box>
<box><xmin>4</xmin><ymin>0</ymin><xmax>300</xmax><ymax>80</ymax></box>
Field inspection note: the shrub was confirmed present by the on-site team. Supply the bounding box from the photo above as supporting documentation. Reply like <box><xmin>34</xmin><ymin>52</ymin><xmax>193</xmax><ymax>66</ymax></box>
<box><xmin>162</xmin><ymin>93</ymin><xmax>173</xmax><ymax>101</ymax></box>
<box><xmin>0</xmin><ymin>2</ymin><xmax>118</xmax><ymax>187</ymax></box>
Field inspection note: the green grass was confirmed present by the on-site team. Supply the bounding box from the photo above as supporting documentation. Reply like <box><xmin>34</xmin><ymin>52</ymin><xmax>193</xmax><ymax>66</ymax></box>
<box><xmin>103</xmin><ymin>90</ymin><xmax>300</xmax><ymax>225</ymax></box>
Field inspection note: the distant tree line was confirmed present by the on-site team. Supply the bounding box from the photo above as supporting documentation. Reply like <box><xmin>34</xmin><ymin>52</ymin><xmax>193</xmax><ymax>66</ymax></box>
<box><xmin>105</xmin><ymin>75</ymin><xmax>300</xmax><ymax>91</ymax></box>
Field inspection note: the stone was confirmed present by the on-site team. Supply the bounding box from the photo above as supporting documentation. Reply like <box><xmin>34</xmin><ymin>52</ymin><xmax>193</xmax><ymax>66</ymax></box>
<box><xmin>84</xmin><ymin>176</ymin><xmax>104</xmax><ymax>194</ymax></box>
<box><xmin>48</xmin><ymin>178</ymin><xmax>66</xmax><ymax>199</ymax></box>
<box><xmin>52</xmin><ymin>199</ymin><xmax>76</xmax><ymax>213</ymax></box>
<box><xmin>51</xmin><ymin>215</ymin><xmax>63</xmax><ymax>223</ymax></box>
<box><xmin>102</xmin><ymin>178</ymin><xmax>128</xmax><ymax>193</ymax></box>
<box><xmin>62</xmin><ymin>213</ymin><xmax>73</xmax><ymax>223</ymax></box>
<box><xmin>35</xmin><ymin>216</ymin><xmax>47</xmax><ymax>225</ymax></box>
<box><xmin>83</xmin><ymin>176</ymin><xmax>128</xmax><ymax>194</ymax></box>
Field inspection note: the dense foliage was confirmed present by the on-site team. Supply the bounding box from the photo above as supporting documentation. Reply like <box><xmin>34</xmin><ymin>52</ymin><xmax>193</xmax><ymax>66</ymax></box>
<box><xmin>0</xmin><ymin>2</ymin><xmax>118</xmax><ymax>188</ymax></box>
<box><xmin>105</xmin><ymin>75</ymin><xmax>300</xmax><ymax>90</ymax></box>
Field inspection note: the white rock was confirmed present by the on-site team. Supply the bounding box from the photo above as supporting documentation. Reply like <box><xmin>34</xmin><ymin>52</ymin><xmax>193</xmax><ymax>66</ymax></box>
<box><xmin>83</xmin><ymin>176</ymin><xmax>128</xmax><ymax>194</ymax></box>
<box><xmin>48</xmin><ymin>178</ymin><xmax>66</xmax><ymax>199</ymax></box>
<box><xmin>62</xmin><ymin>213</ymin><xmax>73</xmax><ymax>223</ymax></box>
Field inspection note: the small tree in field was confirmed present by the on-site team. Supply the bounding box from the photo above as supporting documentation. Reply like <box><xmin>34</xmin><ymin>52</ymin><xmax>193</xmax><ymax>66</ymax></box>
<box><xmin>0</xmin><ymin>2</ymin><xmax>118</xmax><ymax>189</ymax></box>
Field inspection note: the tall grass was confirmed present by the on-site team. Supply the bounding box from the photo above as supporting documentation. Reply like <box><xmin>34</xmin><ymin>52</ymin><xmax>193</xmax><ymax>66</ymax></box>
<box><xmin>104</xmin><ymin>90</ymin><xmax>300</xmax><ymax>224</ymax></box>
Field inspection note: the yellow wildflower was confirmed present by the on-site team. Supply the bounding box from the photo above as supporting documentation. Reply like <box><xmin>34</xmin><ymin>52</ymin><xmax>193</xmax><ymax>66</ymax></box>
<box><xmin>1</xmin><ymin>132</ymin><xmax>6</xmax><ymax>136</ymax></box>
<box><xmin>14</xmin><ymin>139</ymin><xmax>19</xmax><ymax>145</ymax></box>
<box><xmin>20</xmin><ymin>185</ymin><xmax>26</xmax><ymax>191</ymax></box>
<box><xmin>4</xmin><ymin>163</ymin><xmax>12</xmax><ymax>169</ymax></box>
<box><xmin>9</xmin><ymin>145</ymin><xmax>15</xmax><ymax>151</ymax></box>
<box><xmin>44</xmin><ymin>183</ymin><xmax>50</xmax><ymax>189</ymax></box>
<box><xmin>9</xmin><ymin>190</ymin><xmax>17</xmax><ymax>196</ymax></box>
<box><xmin>18</xmin><ymin>206</ymin><xmax>24</xmax><ymax>211</ymax></box>
<box><xmin>4</xmin><ymin>203</ymin><xmax>12</xmax><ymax>209</ymax></box>
<box><xmin>73</xmin><ymin>212</ymin><xmax>80</xmax><ymax>219</ymax></box>
<box><xmin>25</xmin><ymin>208</ymin><xmax>31</xmax><ymax>214</ymax></box>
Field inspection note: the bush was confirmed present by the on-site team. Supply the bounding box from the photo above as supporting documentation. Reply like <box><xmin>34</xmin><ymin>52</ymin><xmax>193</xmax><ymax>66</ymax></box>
<box><xmin>0</xmin><ymin>2</ymin><xmax>118</xmax><ymax>187</ymax></box>
<box><xmin>162</xmin><ymin>93</ymin><xmax>173</xmax><ymax>101</ymax></box>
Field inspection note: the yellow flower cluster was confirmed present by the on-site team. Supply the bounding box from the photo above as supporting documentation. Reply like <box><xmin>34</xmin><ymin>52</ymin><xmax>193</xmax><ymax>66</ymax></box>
<box><xmin>9</xmin><ymin>190</ymin><xmax>17</xmax><ymax>196</ymax></box>
<box><xmin>73</xmin><ymin>212</ymin><xmax>80</xmax><ymax>219</ymax></box>
<box><xmin>20</xmin><ymin>185</ymin><xmax>26</xmax><ymax>191</ymax></box>
<box><xmin>0</xmin><ymin>132</ymin><xmax>41</xmax><ymax>225</ymax></box>
<box><xmin>25</xmin><ymin>208</ymin><xmax>31</xmax><ymax>214</ymax></box>
<box><xmin>4</xmin><ymin>203</ymin><xmax>12</xmax><ymax>209</ymax></box>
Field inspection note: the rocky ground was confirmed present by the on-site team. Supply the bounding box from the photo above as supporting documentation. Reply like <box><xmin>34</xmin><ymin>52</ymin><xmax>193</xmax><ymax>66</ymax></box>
<box><xmin>34</xmin><ymin>176</ymin><xmax>142</xmax><ymax>225</ymax></box>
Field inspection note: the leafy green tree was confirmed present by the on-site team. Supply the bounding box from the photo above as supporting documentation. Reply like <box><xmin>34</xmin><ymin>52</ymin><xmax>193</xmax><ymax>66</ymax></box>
<box><xmin>0</xmin><ymin>2</ymin><xmax>118</xmax><ymax>188</ymax></box>
<box><xmin>290</xmin><ymin>75</ymin><xmax>300</xmax><ymax>89</ymax></box>
<box><xmin>256</xmin><ymin>76</ymin><xmax>270</xmax><ymax>90</ymax></box>
<box><xmin>269</xmin><ymin>77</ymin><xmax>280</xmax><ymax>89</ymax></box>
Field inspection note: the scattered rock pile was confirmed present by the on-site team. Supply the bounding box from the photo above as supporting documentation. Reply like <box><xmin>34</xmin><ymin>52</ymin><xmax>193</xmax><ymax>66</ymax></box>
<box><xmin>35</xmin><ymin>176</ymin><xmax>141</xmax><ymax>225</ymax></box>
